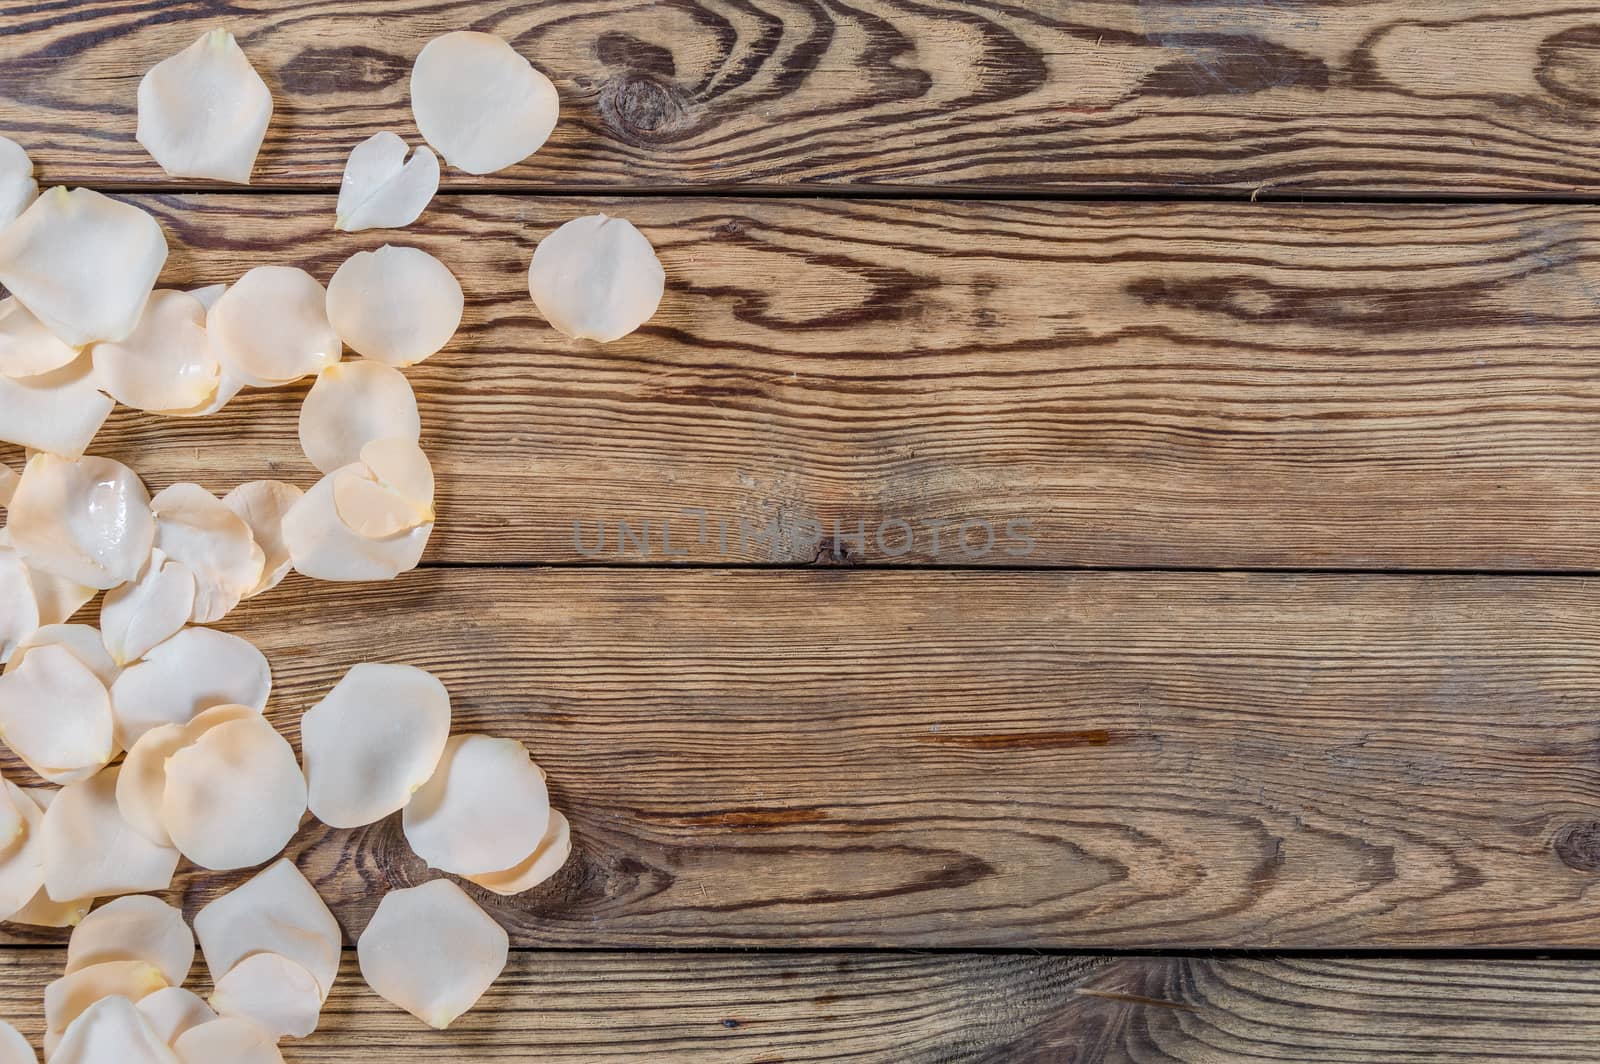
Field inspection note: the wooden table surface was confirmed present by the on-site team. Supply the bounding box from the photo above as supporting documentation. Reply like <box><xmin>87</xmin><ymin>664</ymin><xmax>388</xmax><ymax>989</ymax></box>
<box><xmin>7</xmin><ymin>1</ymin><xmax>1600</xmax><ymax>1060</ymax></box>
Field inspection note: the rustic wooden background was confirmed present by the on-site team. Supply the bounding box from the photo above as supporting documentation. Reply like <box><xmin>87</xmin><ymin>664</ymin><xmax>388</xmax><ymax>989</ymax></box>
<box><xmin>6</xmin><ymin>0</ymin><xmax>1600</xmax><ymax>1060</ymax></box>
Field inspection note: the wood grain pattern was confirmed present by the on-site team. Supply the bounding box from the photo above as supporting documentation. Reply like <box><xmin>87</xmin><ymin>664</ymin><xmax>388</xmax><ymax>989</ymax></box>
<box><xmin>9</xmin><ymin>193</ymin><xmax>1600</xmax><ymax>569</ymax></box>
<box><xmin>6</xmin><ymin>568</ymin><xmax>1600</xmax><ymax>948</ymax></box>
<box><xmin>5</xmin><ymin>951</ymin><xmax>1600</xmax><ymax>1061</ymax></box>
<box><xmin>10</xmin><ymin>1</ymin><xmax>1600</xmax><ymax>196</ymax></box>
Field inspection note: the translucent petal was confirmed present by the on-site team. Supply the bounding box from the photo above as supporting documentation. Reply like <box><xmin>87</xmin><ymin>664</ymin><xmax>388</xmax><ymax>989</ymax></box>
<box><xmin>402</xmin><ymin>734</ymin><xmax>550</xmax><ymax>876</ymax></box>
<box><xmin>116</xmin><ymin>703</ymin><xmax>259</xmax><ymax>848</ymax></box>
<box><xmin>0</xmin><ymin>774</ymin><xmax>24</xmax><ymax>858</ymax></box>
<box><xmin>1</xmin><ymin>528</ymin><xmax>94</xmax><ymax>626</ymax></box>
<box><xmin>0</xmin><ymin>462</ymin><xmax>15</xmax><ymax>506</ymax></box>
<box><xmin>0</xmin><ymin>780</ymin><xmax>44</xmax><ymax>919</ymax></box>
<box><xmin>66</xmin><ymin>895</ymin><xmax>193</xmax><ymax>987</ymax></box>
<box><xmin>8</xmin><ymin>623</ymin><xmax>120</xmax><ymax>686</ymax></box>
<box><xmin>0</xmin><ymin>136</ymin><xmax>36</xmax><ymax>230</ymax></box>
<box><xmin>411</xmin><ymin>31</ymin><xmax>559</xmax><ymax>175</ymax></box>
<box><xmin>194</xmin><ymin>858</ymin><xmax>341</xmax><ymax>998</ymax></box>
<box><xmin>91</xmin><ymin>290</ymin><xmax>219</xmax><ymax>413</ymax></box>
<box><xmin>357</xmin><ymin>879</ymin><xmax>508</xmax><ymax>1029</ymax></box>
<box><xmin>137</xmin><ymin>30</ymin><xmax>272</xmax><ymax>184</ymax></box>
<box><xmin>0</xmin><ymin>353</ymin><xmax>115</xmax><ymax>458</ymax></box>
<box><xmin>325</xmin><ymin>245</ymin><xmax>462</xmax><ymax>366</ymax></box>
<box><xmin>298</xmin><ymin>360</ymin><xmax>420</xmax><ymax>474</ymax></box>
<box><xmin>50</xmin><ymin>995</ymin><xmax>177</xmax><ymax>1064</ymax></box>
<box><xmin>207</xmin><ymin>266</ymin><xmax>340</xmax><ymax>387</ymax></box>
<box><xmin>0</xmin><ymin>544</ymin><xmax>39</xmax><ymax>664</ymax></box>
<box><xmin>331</xmin><ymin>467</ymin><xmax>429</xmax><ymax>539</ymax></box>
<box><xmin>221</xmin><ymin>480</ymin><xmax>302</xmax><ymax>597</ymax></box>
<box><xmin>41</xmin><ymin>765</ymin><xmax>180</xmax><ymax>902</ymax></box>
<box><xmin>360</xmin><ymin>436</ymin><xmax>435</xmax><ymax>510</ymax></box>
<box><xmin>302</xmin><ymin>663</ymin><xmax>451</xmax><ymax>829</ymax></box>
<box><xmin>0</xmin><ymin>296</ymin><xmax>78</xmax><ymax>378</ymax></box>
<box><xmin>7</xmin><ymin>788</ymin><xmax>92</xmax><ymax>927</ymax></box>
<box><xmin>467</xmin><ymin>808</ymin><xmax>572</xmax><ymax>896</ymax></box>
<box><xmin>282</xmin><ymin>468</ymin><xmax>431</xmax><ymax>581</ymax></box>
<box><xmin>0</xmin><ymin>187</ymin><xmax>168</xmax><ymax>347</ymax></box>
<box><xmin>150</xmin><ymin>483</ymin><xmax>264</xmax><ymax>623</ymax></box>
<box><xmin>109</xmin><ymin>627</ymin><xmax>270</xmax><ymax>746</ymax></box>
<box><xmin>209</xmin><ymin>952</ymin><xmax>322</xmax><ymax>1039</ymax></box>
<box><xmin>335</xmin><ymin>133</ymin><xmax>439</xmax><ymax>233</ymax></box>
<box><xmin>136</xmin><ymin>988</ymin><xmax>215</xmax><ymax>1047</ymax></box>
<box><xmin>172</xmin><ymin>1019</ymin><xmax>281</xmax><ymax>1064</ymax></box>
<box><xmin>161</xmin><ymin>715</ymin><xmax>305</xmax><ymax>870</ymax></box>
<box><xmin>529</xmin><ymin>214</ymin><xmax>664</xmax><ymax>343</ymax></box>
<box><xmin>0</xmin><ymin>644</ymin><xmax>115</xmax><ymax>784</ymax></box>
<box><xmin>100</xmin><ymin>550</ymin><xmax>195</xmax><ymax>665</ymax></box>
<box><xmin>5</xmin><ymin>454</ymin><xmax>153</xmax><ymax>589</ymax></box>
<box><xmin>45</xmin><ymin>960</ymin><xmax>168</xmax><ymax>1037</ymax></box>
<box><xmin>0</xmin><ymin>1019</ymin><xmax>32</xmax><ymax>1064</ymax></box>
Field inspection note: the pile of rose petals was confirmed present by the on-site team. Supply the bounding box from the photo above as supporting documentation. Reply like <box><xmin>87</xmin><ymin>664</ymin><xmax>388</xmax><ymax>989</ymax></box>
<box><xmin>0</xmin><ymin>22</ymin><xmax>641</xmax><ymax>1060</ymax></box>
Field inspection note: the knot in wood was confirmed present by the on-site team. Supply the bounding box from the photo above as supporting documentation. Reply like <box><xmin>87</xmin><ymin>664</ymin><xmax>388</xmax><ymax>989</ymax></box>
<box><xmin>1554</xmin><ymin>820</ymin><xmax>1600</xmax><ymax>871</ymax></box>
<box><xmin>601</xmin><ymin>74</ymin><xmax>686</xmax><ymax>142</ymax></box>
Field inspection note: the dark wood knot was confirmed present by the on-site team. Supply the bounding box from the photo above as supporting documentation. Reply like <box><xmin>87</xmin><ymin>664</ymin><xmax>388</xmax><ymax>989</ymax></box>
<box><xmin>1554</xmin><ymin>820</ymin><xmax>1600</xmax><ymax>871</ymax></box>
<box><xmin>600</xmin><ymin>75</ymin><xmax>688</xmax><ymax>143</ymax></box>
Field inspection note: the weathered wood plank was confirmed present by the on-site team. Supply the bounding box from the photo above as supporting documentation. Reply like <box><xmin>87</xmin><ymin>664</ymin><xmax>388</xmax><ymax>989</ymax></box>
<box><xmin>6</xmin><ymin>569</ymin><xmax>1600</xmax><ymax>948</ymax></box>
<box><xmin>18</xmin><ymin>194</ymin><xmax>1600</xmax><ymax>569</ymax></box>
<box><xmin>8</xmin><ymin>1</ymin><xmax>1600</xmax><ymax>196</ymax></box>
<box><xmin>4</xmin><ymin>951</ymin><xmax>1600</xmax><ymax>1061</ymax></box>
<box><xmin>14</xmin><ymin>194</ymin><xmax>1600</xmax><ymax>569</ymax></box>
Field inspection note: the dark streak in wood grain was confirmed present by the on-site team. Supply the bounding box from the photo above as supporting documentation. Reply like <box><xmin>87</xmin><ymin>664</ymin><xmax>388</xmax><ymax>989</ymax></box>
<box><xmin>917</xmin><ymin>729</ymin><xmax>1116</xmax><ymax>750</ymax></box>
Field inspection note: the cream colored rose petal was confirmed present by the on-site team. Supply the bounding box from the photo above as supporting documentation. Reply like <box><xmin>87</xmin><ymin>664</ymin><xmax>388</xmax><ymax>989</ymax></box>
<box><xmin>51</xmin><ymin>995</ymin><xmax>176</xmax><ymax>1064</ymax></box>
<box><xmin>0</xmin><ymin>781</ymin><xmax>44</xmax><ymax>920</ymax></box>
<box><xmin>151</xmin><ymin>483</ymin><xmax>264</xmax><ymax>623</ymax></box>
<box><xmin>162</xmin><ymin>715</ymin><xmax>305</xmax><ymax>870</ymax></box>
<box><xmin>109</xmin><ymin>626</ymin><xmax>270</xmax><ymax>746</ymax></box>
<box><xmin>529</xmin><ymin>213</ymin><xmax>664</xmax><ymax>343</ymax></box>
<box><xmin>298</xmin><ymin>360</ymin><xmax>420</xmax><ymax>474</ymax></box>
<box><xmin>331</xmin><ymin>468</ymin><xmax>428</xmax><ymax>539</ymax></box>
<box><xmin>0</xmin><ymin>1019</ymin><xmax>31</xmax><ymax>1064</ymax></box>
<box><xmin>6</xmin><ymin>454</ymin><xmax>153</xmax><ymax>589</ymax></box>
<box><xmin>7</xmin><ymin>789</ymin><xmax>92</xmax><ymax>927</ymax></box>
<box><xmin>42</xmin><ymin>765</ymin><xmax>180</xmax><ymax>902</ymax></box>
<box><xmin>467</xmin><ymin>808</ymin><xmax>571</xmax><ymax>896</ymax></box>
<box><xmin>358</xmin><ymin>879</ymin><xmax>508</xmax><ymax>1029</ymax></box>
<box><xmin>8</xmin><ymin>623</ymin><xmax>119</xmax><ymax>686</ymax></box>
<box><xmin>116</xmin><ymin>704</ymin><xmax>258</xmax><ymax>848</ymax></box>
<box><xmin>302</xmin><ymin>663</ymin><xmax>450</xmax><ymax>829</ymax></box>
<box><xmin>221</xmin><ymin>480</ymin><xmax>301</xmax><ymax>597</ymax></box>
<box><xmin>360</xmin><ymin>436</ymin><xmax>435</xmax><ymax>507</ymax></box>
<box><xmin>188</xmin><ymin>284</ymin><xmax>226</xmax><ymax>311</ymax></box>
<box><xmin>195</xmin><ymin>858</ymin><xmax>340</xmax><ymax>997</ymax></box>
<box><xmin>0</xmin><ymin>774</ymin><xmax>23</xmax><ymax>857</ymax></box>
<box><xmin>0</xmin><ymin>187</ymin><xmax>168</xmax><ymax>347</ymax></box>
<box><xmin>45</xmin><ymin>960</ymin><xmax>168</xmax><ymax>1037</ymax></box>
<box><xmin>0</xmin><ymin>545</ymin><xmax>39</xmax><ymax>665</ymax></box>
<box><xmin>403</xmin><ymin>734</ymin><xmax>550</xmax><ymax>876</ymax></box>
<box><xmin>325</xmin><ymin>245</ymin><xmax>462</xmax><ymax>366</ymax></box>
<box><xmin>0</xmin><ymin>462</ymin><xmax>16</xmax><ymax>506</ymax></box>
<box><xmin>0</xmin><ymin>296</ymin><xmax>79</xmax><ymax>378</ymax></box>
<box><xmin>137</xmin><ymin>29</ymin><xmax>272</xmax><ymax>184</ymax></box>
<box><xmin>66</xmin><ymin>895</ymin><xmax>193</xmax><ymax>986</ymax></box>
<box><xmin>0</xmin><ymin>352</ymin><xmax>115</xmax><ymax>458</ymax></box>
<box><xmin>3</xmin><ymin>528</ymin><xmax>94</xmax><ymax>626</ymax></box>
<box><xmin>282</xmin><ymin>468</ymin><xmax>431</xmax><ymax>581</ymax></box>
<box><xmin>209</xmin><ymin>952</ymin><xmax>322</xmax><ymax>1040</ymax></box>
<box><xmin>411</xmin><ymin>31</ymin><xmax>558</xmax><ymax>175</ymax></box>
<box><xmin>100</xmin><ymin>551</ymin><xmax>195</xmax><ymax>665</ymax></box>
<box><xmin>91</xmin><ymin>290</ymin><xmax>220</xmax><ymax>413</ymax></box>
<box><xmin>0</xmin><ymin>136</ymin><xmax>36</xmax><ymax>229</ymax></box>
<box><xmin>336</xmin><ymin>133</ymin><xmax>440</xmax><ymax>233</ymax></box>
<box><xmin>137</xmin><ymin>988</ymin><xmax>215</xmax><ymax>1047</ymax></box>
<box><xmin>0</xmin><ymin>644</ymin><xmax>114</xmax><ymax>784</ymax></box>
<box><xmin>207</xmin><ymin>266</ymin><xmax>341</xmax><ymax>386</ymax></box>
<box><xmin>173</xmin><ymin>1018</ymin><xmax>281</xmax><ymax>1064</ymax></box>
